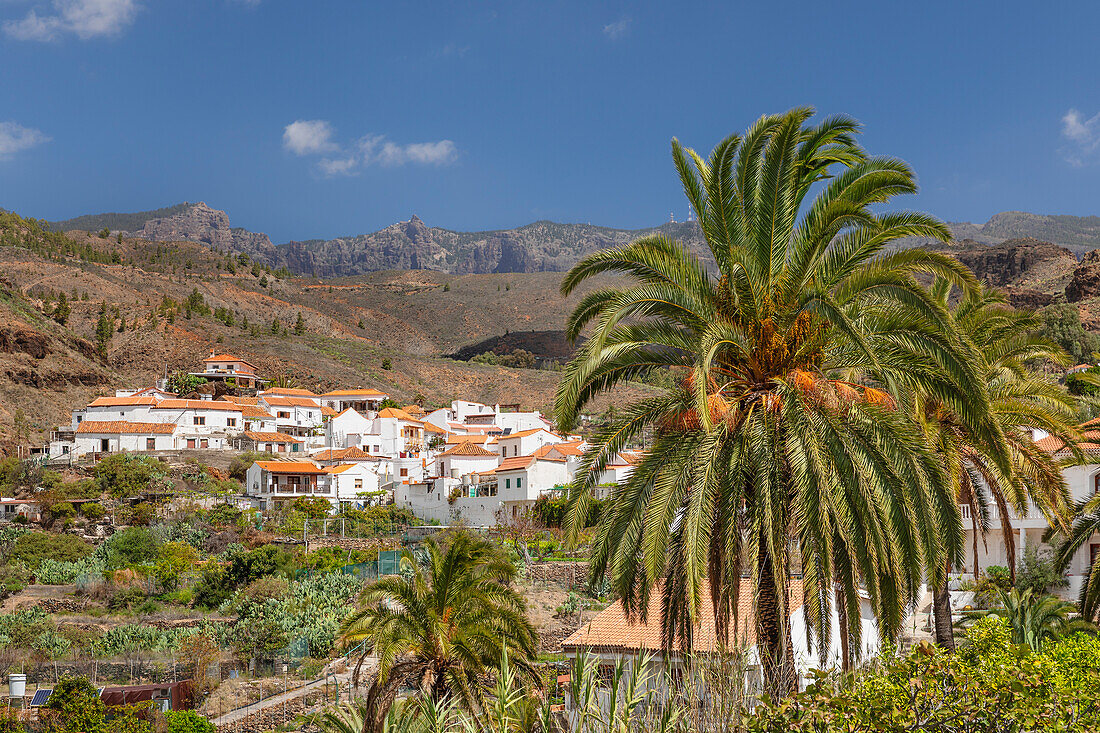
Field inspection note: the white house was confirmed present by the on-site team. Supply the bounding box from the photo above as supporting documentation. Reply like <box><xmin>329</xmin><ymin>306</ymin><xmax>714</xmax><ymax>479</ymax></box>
<box><xmin>560</xmin><ymin>579</ymin><xmax>879</xmax><ymax>712</ymax></box>
<box><xmin>259</xmin><ymin>396</ymin><xmax>323</xmax><ymax>438</ymax></box>
<box><xmin>259</xmin><ymin>387</ymin><xmax>321</xmax><ymax>405</ymax></box>
<box><xmin>325</xmin><ymin>409</ymin><xmax>374</xmax><ymax>450</ymax></box>
<box><xmin>434</xmin><ymin>441</ymin><xmax>501</xmax><ymax>480</ymax></box>
<box><xmin>193</xmin><ymin>351</ymin><xmax>265</xmax><ymax>390</ymax></box>
<box><xmin>319</xmin><ymin>388</ymin><xmax>389</xmax><ymax>414</ymax></box>
<box><xmin>494</xmin><ymin>428</ymin><xmax>562</xmax><ymax>460</ymax></box>
<box><xmin>149</xmin><ymin>399</ymin><xmax>244</xmax><ymax>435</ymax></box>
<box><xmin>73</xmin><ymin>395</ymin><xmax>159</xmax><ymax>429</ymax></box>
<box><xmin>238</xmin><ymin>405</ymin><xmax>278</xmax><ymax>433</ymax></box>
<box><xmin>491</xmin><ymin>453</ymin><xmax>570</xmax><ymax>519</ymax></box>
<box><xmin>74</xmin><ymin>421</ymin><xmax>178</xmax><ymax>456</ymax></box>
<box><xmin>595</xmin><ymin>452</ymin><xmax>641</xmax><ymax>497</ymax></box>
<box><xmin>244</xmin><ymin>460</ymin><xmax>336</xmax><ymax>512</ymax></box>
<box><xmin>233</xmin><ymin>431</ymin><xmax>304</xmax><ymax>455</ymax></box>
<box><xmin>324</xmin><ymin>463</ymin><xmax>383</xmax><ymax>507</ymax></box>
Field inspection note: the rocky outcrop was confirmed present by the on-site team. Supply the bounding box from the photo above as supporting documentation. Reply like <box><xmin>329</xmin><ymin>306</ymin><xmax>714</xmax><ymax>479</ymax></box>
<box><xmin>945</xmin><ymin>237</ymin><xmax>1077</xmax><ymax>288</ymax></box>
<box><xmin>127</xmin><ymin>202</ymin><xmax>277</xmax><ymax>261</ymax></box>
<box><xmin>1066</xmin><ymin>249</ymin><xmax>1100</xmax><ymax>302</ymax></box>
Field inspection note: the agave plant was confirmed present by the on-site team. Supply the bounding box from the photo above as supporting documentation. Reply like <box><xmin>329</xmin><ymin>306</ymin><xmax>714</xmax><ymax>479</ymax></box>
<box><xmin>556</xmin><ymin>107</ymin><xmax>994</xmax><ymax>692</ymax></box>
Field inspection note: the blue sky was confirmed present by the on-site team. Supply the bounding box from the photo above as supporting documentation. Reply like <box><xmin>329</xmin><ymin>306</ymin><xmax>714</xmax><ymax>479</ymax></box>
<box><xmin>2</xmin><ymin>1</ymin><xmax>1100</xmax><ymax>243</ymax></box>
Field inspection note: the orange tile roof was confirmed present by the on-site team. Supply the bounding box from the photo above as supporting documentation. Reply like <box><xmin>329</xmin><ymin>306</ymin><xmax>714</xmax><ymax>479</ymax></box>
<box><xmin>262</xmin><ymin>396</ymin><xmax>320</xmax><ymax>408</ymax></box>
<box><xmin>446</xmin><ymin>434</ymin><xmax>490</xmax><ymax>445</ymax></box>
<box><xmin>239</xmin><ymin>405</ymin><xmax>276</xmax><ymax>419</ymax></box>
<box><xmin>403</xmin><ymin>405</ymin><xmax>427</xmax><ymax>416</ymax></box>
<box><xmin>152</xmin><ymin>399</ymin><xmax>243</xmax><ymax>412</ymax></box>
<box><xmin>1036</xmin><ymin>426</ymin><xmax>1100</xmax><ymax>455</ymax></box>
<box><xmin>262</xmin><ymin>387</ymin><xmax>319</xmax><ymax>397</ymax></box>
<box><xmin>423</xmin><ymin>423</ymin><xmax>446</xmax><ymax>434</ymax></box>
<box><xmin>219</xmin><ymin>395</ymin><xmax>260</xmax><ymax>405</ymax></box>
<box><xmin>241</xmin><ymin>431</ymin><xmax>303</xmax><ymax>443</ymax></box>
<box><xmin>76</xmin><ymin>420</ymin><xmax>176</xmax><ymax>434</ymax></box>
<box><xmin>320</xmin><ymin>406</ymin><xmax>338</xmax><ymax>417</ymax></box>
<box><xmin>321</xmin><ymin>388</ymin><xmax>388</xmax><ymax>397</ymax></box>
<box><xmin>204</xmin><ymin>353</ymin><xmax>259</xmax><ymax>368</ymax></box>
<box><xmin>378</xmin><ymin>407</ymin><xmax>423</xmax><ymax>422</ymax></box>
<box><xmin>533</xmin><ymin>442</ymin><xmax>586</xmax><ymax>459</ymax></box>
<box><xmin>312</xmin><ymin>447</ymin><xmax>378</xmax><ymax>461</ymax></box>
<box><xmin>253</xmin><ymin>460</ymin><xmax>326</xmax><ymax>474</ymax></box>
<box><xmin>440</xmin><ymin>442</ymin><xmax>497</xmax><ymax>457</ymax></box>
<box><xmin>324</xmin><ymin>464</ymin><xmax>358</xmax><ymax>474</ymax></box>
<box><xmin>88</xmin><ymin>396</ymin><xmax>158</xmax><ymax>407</ymax></box>
<box><xmin>560</xmin><ymin>579</ymin><xmax>804</xmax><ymax>653</ymax></box>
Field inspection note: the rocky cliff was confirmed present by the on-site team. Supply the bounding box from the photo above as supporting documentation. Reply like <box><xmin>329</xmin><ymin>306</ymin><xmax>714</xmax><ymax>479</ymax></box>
<box><xmin>277</xmin><ymin>217</ymin><xmax>708</xmax><ymax>276</ymax></box>
<box><xmin>126</xmin><ymin>202</ymin><xmax>278</xmax><ymax>260</ymax></box>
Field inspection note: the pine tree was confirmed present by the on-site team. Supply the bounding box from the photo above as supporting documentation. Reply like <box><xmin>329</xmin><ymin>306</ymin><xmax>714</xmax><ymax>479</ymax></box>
<box><xmin>95</xmin><ymin>306</ymin><xmax>113</xmax><ymax>356</ymax></box>
<box><xmin>118</xmin><ymin>316</ymin><xmax>126</xmax><ymax>332</ymax></box>
<box><xmin>53</xmin><ymin>291</ymin><xmax>70</xmax><ymax>325</ymax></box>
<box><xmin>294</xmin><ymin>312</ymin><xmax>305</xmax><ymax>335</ymax></box>
<box><xmin>270</xmin><ymin>318</ymin><xmax>280</xmax><ymax>335</ymax></box>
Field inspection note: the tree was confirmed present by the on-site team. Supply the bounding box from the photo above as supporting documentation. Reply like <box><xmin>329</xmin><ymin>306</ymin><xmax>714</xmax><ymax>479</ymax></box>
<box><xmin>338</xmin><ymin>532</ymin><xmax>537</xmax><ymax>732</ymax></box>
<box><xmin>165</xmin><ymin>370</ymin><xmax>206</xmax><ymax>396</ymax></box>
<box><xmin>965</xmin><ymin>588</ymin><xmax>1094</xmax><ymax>652</ymax></box>
<box><xmin>555</xmin><ymin>108</ymin><xmax>993</xmax><ymax>693</ymax></box>
<box><xmin>295</xmin><ymin>311</ymin><xmax>305</xmax><ymax>335</ymax></box>
<box><xmin>53</xmin><ymin>291</ymin><xmax>70</xmax><ymax>325</ymax></box>
<box><xmin>165</xmin><ymin>711</ymin><xmax>214</xmax><ymax>733</ymax></box>
<box><xmin>95</xmin><ymin>305</ymin><xmax>113</xmax><ymax>355</ymax></box>
<box><xmin>381</xmin><ymin>357</ymin><xmax>392</xmax><ymax>370</ymax></box>
<box><xmin>913</xmin><ymin>280</ymin><xmax>1078</xmax><ymax>650</ymax></box>
<box><xmin>43</xmin><ymin>675</ymin><xmax>105</xmax><ymax>733</ymax></box>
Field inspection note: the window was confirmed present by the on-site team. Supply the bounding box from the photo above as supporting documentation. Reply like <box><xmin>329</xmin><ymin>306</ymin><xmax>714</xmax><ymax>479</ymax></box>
<box><xmin>278</xmin><ymin>411</ymin><xmax>290</xmax><ymax>419</ymax></box>
<box><xmin>1094</xmin><ymin>473</ymin><xmax>1100</xmax><ymax>495</ymax></box>
<box><xmin>227</xmin><ymin>418</ymin><xmax>237</xmax><ymax>427</ymax></box>
<box><xmin>193</xmin><ymin>416</ymin><xmax>206</xmax><ymax>426</ymax></box>
<box><xmin>400</xmin><ymin>468</ymin><xmax>408</xmax><ymax>477</ymax></box>
<box><xmin>505</xmin><ymin>478</ymin><xmax>511</xmax><ymax>489</ymax></box>
<box><xmin>146</xmin><ymin>438</ymin><xmax>156</xmax><ymax>450</ymax></box>
<box><xmin>277</xmin><ymin>443</ymin><xmax>286</xmax><ymax>452</ymax></box>
<box><xmin>513</xmin><ymin>446</ymin><xmax>518</xmax><ymax>456</ymax></box>
<box><xmin>292</xmin><ymin>444</ymin><xmax>300</xmax><ymax>452</ymax></box>
<box><xmin>516</xmin><ymin>477</ymin><xmax>522</xmax><ymax>489</ymax></box>
<box><xmin>355</xmin><ymin>479</ymin><xmax>363</xmax><ymax>490</ymax></box>
<box><xmin>200</xmin><ymin>439</ymin><xmax>209</xmax><ymax>449</ymax></box>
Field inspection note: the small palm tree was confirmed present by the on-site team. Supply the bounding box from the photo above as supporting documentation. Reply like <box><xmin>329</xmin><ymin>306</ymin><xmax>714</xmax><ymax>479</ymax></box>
<box><xmin>338</xmin><ymin>532</ymin><xmax>538</xmax><ymax>733</ymax></box>
<box><xmin>966</xmin><ymin>588</ymin><xmax>1094</xmax><ymax>651</ymax></box>
<box><xmin>555</xmin><ymin>107</ymin><xmax>995</xmax><ymax>692</ymax></box>
<box><xmin>1057</xmin><ymin>491</ymin><xmax>1100</xmax><ymax>622</ymax></box>
<box><xmin>912</xmin><ymin>280</ymin><xmax>1078</xmax><ymax>649</ymax></box>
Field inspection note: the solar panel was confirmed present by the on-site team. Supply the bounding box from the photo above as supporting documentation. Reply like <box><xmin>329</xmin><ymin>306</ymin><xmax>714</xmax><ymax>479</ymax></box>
<box><xmin>30</xmin><ymin>689</ymin><xmax>52</xmax><ymax>706</ymax></box>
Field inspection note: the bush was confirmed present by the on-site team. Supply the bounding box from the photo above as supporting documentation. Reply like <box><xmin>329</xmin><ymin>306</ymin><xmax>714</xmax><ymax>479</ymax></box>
<box><xmin>9</xmin><ymin>532</ymin><xmax>92</xmax><ymax>568</ymax></box>
<box><xmin>43</xmin><ymin>675</ymin><xmax>105</xmax><ymax>733</ymax></box>
<box><xmin>104</xmin><ymin>527</ymin><xmax>160</xmax><ymax>568</ymax></box>
<box><xmin>127</xmin><ymin>502</ymin><xmax>155</xmax><ymax>526</ymax></box>
<box><xmin>50</xmin><ymin>501</ymin><xmax>76</xmax><ymax>521</ymax></box>
<box><xmin>165</xmin><ymin>711</ymin><xmax>214</xmax><ymax>733</ymax></box>
<box><xmin>94</xmin><ymin>454</ymin><xmax>169</xmax><ymax>498</ymax></box>
<box><xmin>107</xmin><ymin>586</ymin><xmax>147</xmax><ymax>611</ymax></box>
<box><xmin>1016</xmin><ymin>545</ymin><xmax>1069</xmax><ymax>595</ymax></box>
<box><xmin>80</xmin><ymin>502</ymin><xmax>106</xmax><ymax>520</ymax></box>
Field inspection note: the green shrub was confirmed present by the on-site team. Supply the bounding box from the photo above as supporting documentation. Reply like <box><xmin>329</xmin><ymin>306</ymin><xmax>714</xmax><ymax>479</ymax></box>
<box><xmin>107</xmin><ymin>586</ymin><xmax>147</xmax><ymax>611</ymax></box>
<box><xmin>94</xmin><ymin>454</ymin><xmax>169</xmax><ymax>498</ymax></box>
<box><xmin>9</xmin><ymin>532</ymin><xmax>92</xmax><ymax>568</ymax></box>
<box><xmin>80</xmin><ymin>502</ymin><xmax>106</xmax><ymax>519</ymax></box>
<box><xmin>50</xmin><ymin>502</ymin><xmax>76</xmax><ymax>521</ymax></box>
<box><xmin>103</xmin><ymin>527</ymin><xmax>160</xmax><ymax>568</ymax></box>
<box><xmin>43</xmin><ymin>675</ymin><xmax>105</xmax><ymax>733</ymax></box>
<box><xmin>165</xmin><ymin>710</ymin><xmax>215</xmax><ymax>733</ymax></box>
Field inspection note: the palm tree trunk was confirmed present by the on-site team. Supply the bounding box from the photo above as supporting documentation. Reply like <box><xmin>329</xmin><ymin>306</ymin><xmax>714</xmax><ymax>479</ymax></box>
<box><xmin>835</xmin><ymin>584</ymin><xmax>851</xmax><ymax>672</ymax></box>
<box><xmin>756</xmin><ymin>544</ymin><xmax>796</xmax><ymax>696</ymax></box>
<box><xmin>932</xmin><ymin>574</ymin><xmax>955</xmax><ymax>651</ymax></box>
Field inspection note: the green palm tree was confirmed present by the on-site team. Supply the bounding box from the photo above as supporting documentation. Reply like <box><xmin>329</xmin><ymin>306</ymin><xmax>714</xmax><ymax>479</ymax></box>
<box><xmin>338</xmin><ymin>532</ymin><xmax>538</xmax><ymax>733</ymax></box>
<box><xmin>966</xmin><ymin>588</ymin><xmax>1093</xmax><ymax>651</ymax></box>
<box><xmin>555</xmin><ymin>107</ymin><xmax>999</xmax><ymax>693</ymax></box>
<box><xmin>913</xmin><ymin>280</ymin><xmax>1078</xmax><ymax>649</ymax></box>
<box><xmin>1056</xmin><ymin>490</ymin><xmax>1100</xmax><ymax>622</ymax></box>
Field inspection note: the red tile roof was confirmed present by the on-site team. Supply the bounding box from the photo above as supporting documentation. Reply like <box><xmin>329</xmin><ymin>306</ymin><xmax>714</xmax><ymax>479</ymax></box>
<box><xmin>499</xmin><ymin>428</ymin><xmax>556</xmax><ymax>439</ymax></box>
<box><xmin>560</xmin><ymin>579</ymin><xmax>804</xmax><ymax>653</ymax></box>
<box><xmin>312</xmin><ymin>447</ymin><xmax>378</xmax><ymax>461</ymax></box>
<box><xmin>76</xmin><ymin>421</ymin><xmax>176</xmax><ymax>435</ymax></box>
<box><xmin>440</xmin><ymin>442</ymin><xmax>497</xmax><ymax>457</ymax></box>
<box><xmin>262</xmin><ymin>396</ymin><xmax>320</xmax><ymax>408</ymax></box>
<box><xmin>321</xmin><ymin>388</ymin><xmax>388</xmax><ymax>397</ymax></box>
<box><xmin>493</xmin><ymin>454</ymin><xmax>566</xmax><ymax>472</ymax></box>
<box><xmin>152</xmin><ymin>399</ymin><xmax>243</xmax><ymax>412</ymax></box>
<box><xmin>241</xmin><ymin>431</ymin><xmax>303</xmax><ymax>443</ymax></box>
<box><xmin>320</xmin><ymin>406</ymin><xmax>338</xmax><ymax>417</ymax></box>
<box><xmin>239</xmin><ymin>405</ymin><xmax>276</xmax><ymax>419</ymax></box>
<box><xmin>378</xmin><ymin>407</ymin><xmax>421</xmax><ymax>422</ymax></box>
<box><xmin>88</xmin><ymin>396</ymin><xmax>158</xmax><ymax>407</ymax></box>
<box><xmin>219</xmin><ymin>395</ymin><xmax>260</xmax><ymax>405</ymax></box>
<box><xmin>204</xmin><ymin>353</ymin><xmax>259</xmax><ymax>368</ymax></box>
<box><xmin>253</xmin><ymin>460</ymin><xmax>326</xmax><ymax>474</ymax></box>
<box><xmin>262</xmin><ymin>387</ymin><xmax>319</xmax><ymax>397</ymax></box>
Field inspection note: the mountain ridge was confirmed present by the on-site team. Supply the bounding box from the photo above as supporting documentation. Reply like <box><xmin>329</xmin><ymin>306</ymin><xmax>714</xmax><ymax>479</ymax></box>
<box><xmin>47</xmin><ymin>202</ymin><xmax>1100</xmax><ymax>275</ymax></box>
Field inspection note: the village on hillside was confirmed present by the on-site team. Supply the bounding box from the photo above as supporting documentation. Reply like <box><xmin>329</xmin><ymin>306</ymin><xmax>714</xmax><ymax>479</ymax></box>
<box><xmin>35</xmin><ymin>349</ymin><xmax>643</xmax><ymax>528</ymax></box>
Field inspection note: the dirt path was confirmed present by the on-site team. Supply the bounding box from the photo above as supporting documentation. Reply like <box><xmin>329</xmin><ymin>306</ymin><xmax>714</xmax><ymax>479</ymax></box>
<box><xmin>2</xmin><ymin>584</ymin><xmax>76</xmax><ymax>611</ymax></box>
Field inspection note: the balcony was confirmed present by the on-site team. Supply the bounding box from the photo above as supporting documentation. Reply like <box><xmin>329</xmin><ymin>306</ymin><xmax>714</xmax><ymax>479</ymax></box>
<box><xmin>959</xmin><ymin>503</ymin><xmax>1046</xmax><ymax>523</ymax></box>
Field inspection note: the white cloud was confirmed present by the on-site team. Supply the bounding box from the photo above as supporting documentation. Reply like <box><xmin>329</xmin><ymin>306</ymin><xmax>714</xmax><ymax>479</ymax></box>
<box><xmin>283</xmin><ymin>120</ymin><xmax>339</xmax><ymax>156</ymax></box>
<box><xmin>3</xmin><ymin>0</ymin><xmax>137</xmax><ymax>41</ymax></box>
<box><xmin>1061</xmin><ymin>108</ymin><xmax>1100</xmax><ymax>166</ymax></box>
<box><xmin>0</xmin><ymin>121</ymin><xmax>49</xmax><ymax>160</ymax></box>
<box><xmin>286</xmin><ymin>122</ymin><xmax>459</xmax><ymax>176</ymax></box>
<box><xmin>603</xmin><ymin>17</ymin><xmax>629</xmax><ymax>40</ymax></box>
